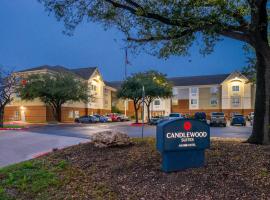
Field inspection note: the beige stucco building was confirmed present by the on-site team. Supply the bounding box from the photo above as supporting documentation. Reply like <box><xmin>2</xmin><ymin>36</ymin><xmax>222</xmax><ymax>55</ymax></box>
<box><xmin>5</xmin><ymin>66</ymin><xmax>116</xmax><ymax>122</ymax></box>
<box><xmin>108</xmin><ymin>72</ymin><xmax>255</xmax><ymax>118</ymax></box>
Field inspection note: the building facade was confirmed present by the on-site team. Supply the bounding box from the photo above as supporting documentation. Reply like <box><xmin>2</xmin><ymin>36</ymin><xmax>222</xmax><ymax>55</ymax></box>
<box><xmin>109</xmin><ymin>72</ymin><xmax>255</xmax><ymax>118</ymax></box>
<box><xmin>4</xmin><ymin>65</ymin><xmax>116</xmax><ymax>123</ymax></box>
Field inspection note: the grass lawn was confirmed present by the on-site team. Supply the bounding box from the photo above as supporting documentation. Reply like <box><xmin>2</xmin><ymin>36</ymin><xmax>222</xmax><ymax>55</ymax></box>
<box><xmin>2</xmin><ymin>125</ymin><xmax>25</xmax><ymax>129</ymax></box>
<box><xmin>0</xmin><ymin>138</ymin><xmax>269</xmax><ymax>199</ymax></box>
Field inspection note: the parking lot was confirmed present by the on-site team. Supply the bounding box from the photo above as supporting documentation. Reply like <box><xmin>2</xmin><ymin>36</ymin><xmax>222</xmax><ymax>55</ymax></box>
<box><xmin>0</xmin><ymin>121</ymin><xmax>252</xmax><ymax>167</ymax></box>
<box><xmin>27</xmin><ymin>121</ymin><xmax>252</xmax><ymax>139</ymax></box>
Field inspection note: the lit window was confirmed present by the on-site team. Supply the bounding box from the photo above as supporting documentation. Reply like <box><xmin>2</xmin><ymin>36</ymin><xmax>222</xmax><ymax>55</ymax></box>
<box><xmin>232</xmin><ymin>96</ymin><xmax>240</xmax><ymax>106</ymax></box>
<box><xmin>91</xmin><ymin>85</ymin><xmax>97</xmax><ymax>91</ymax></box>
<box><xmin>232</xmin><ymin>85</ymin><xmax>240</xmax><ymax>92</ymax></box>
<box><xmin>191</xmin><ymin>87</ymin><xmax>198</xmax><ymax>94</ymax></box>
<box><xmin>210</xmin><ymin>87</ymin><xmax>218</xmax><ymax>94</ymax></box>
<box><xmin>210</xmin><ymin>98</ymin><xmax>218</xmax><ymax>105</ymax></box>
<box><xmin>191</xmin><ymin>99</ymin><xmax>198</xmax><ymax>105</ymax></box>
<box><xmin>74</xmin><ymin>111</ymin><xmax>80</xmax><ymax>118</ymax></box>
<box><xmin>172</xmin><ymin>98</ymin><xmax>178</xmax><ymax>105</ymax></box>
<box><xmin>68</xmin><ymin>111</ymin><xmax>74</xmax><ymax>119</ymax></box>
<box><xmin>154</xmin><ymin>100</ymin><xmax>160</xmax><ymax>106</ymax></box>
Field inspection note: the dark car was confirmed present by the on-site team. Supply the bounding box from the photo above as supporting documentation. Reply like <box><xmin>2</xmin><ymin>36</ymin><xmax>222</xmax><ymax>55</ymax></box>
<box><xmin>149</xmin><ymin>116</ymin><xmax>161</xmax><ymax>125</ymax></box>
<box><xmin>194</xmin><ymin>112</ymin><xmax>207</xmax><ymax>123</ymax></box>
<box><xmin>75</xmin><ymin>115</ymin><xmax>98</xmax><ymax>123</ymax></box>
<box><xmin>93</xmin><ymin>115</ymin><xmax>111</xmax><ymax>123</ymax></box>
<box><xmin>231</xmin><ymin>114</ymin><xmax>246</xmax><ymax>126</ymax></box>
<box><xmin>210</xmin><ymin>112</ymin><xmax>227</xmax><ymax>127</ymax></box>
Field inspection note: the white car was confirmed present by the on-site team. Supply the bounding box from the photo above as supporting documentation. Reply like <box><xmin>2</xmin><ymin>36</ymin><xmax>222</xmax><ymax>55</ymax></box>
<box><xmin>168</xmin><ymin>113</ymin><xmax>183</xmax><ymax>120</ymax></box>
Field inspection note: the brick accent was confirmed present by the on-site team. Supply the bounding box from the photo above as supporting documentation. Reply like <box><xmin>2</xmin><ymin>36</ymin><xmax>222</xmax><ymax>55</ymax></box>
<box><xmin>4</xmin><ymin>106</ymin><xmax>112</xmax><ymax>123</ymax></box>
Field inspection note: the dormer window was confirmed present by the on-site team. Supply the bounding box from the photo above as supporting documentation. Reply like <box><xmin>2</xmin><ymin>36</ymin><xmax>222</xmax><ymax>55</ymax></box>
<box><xmin>232</xmin><ymin>85</ymin><xmax>240</xmax><ymax>92</ymax></box>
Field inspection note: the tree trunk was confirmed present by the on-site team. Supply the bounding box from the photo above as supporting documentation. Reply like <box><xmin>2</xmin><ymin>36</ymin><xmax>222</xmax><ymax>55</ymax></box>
<box><xmin>146</xmin><ymin>104</ymin><xmax>151</xmax><ymax>123</ymax></box>
<box><xmin>133</xmin><ymin>100</ymin><xmax>139</xmax><ymax>123</ymax></box>
<box><xmin>0</xmin><ymin>108</ymin><xmax>4</xmax><ymax>128</ymax></box>
<box><xmin>56</xmin><ymin>105</ymin><xmax>62</xmax><ymax>122</ymax></box>
<box><xmin>248</xmin><ymin>48</ymin><xmax>270</xmax><ymax>144</ymax></box>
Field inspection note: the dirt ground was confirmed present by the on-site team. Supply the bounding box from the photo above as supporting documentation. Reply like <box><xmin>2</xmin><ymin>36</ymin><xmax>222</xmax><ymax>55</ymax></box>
<box><xmin>1</xmin><ymin>138</ymin><xmax>270</xmax><ymax>200</ymax></box>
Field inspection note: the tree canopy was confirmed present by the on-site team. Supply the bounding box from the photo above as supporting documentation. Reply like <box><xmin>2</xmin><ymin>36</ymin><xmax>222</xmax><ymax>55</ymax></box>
<box><xmin>18</xmin><ymin>72</ymin><xmax>89</xmax><ymax>122</ymax></box>
<box><xmin>0</xmin><ymin>69</ymin><xmax>18</xmax><ymax>127</ymax></box>
<box><xmin>39</xmin><ymin>0</ymin><xmax>268</xmax><ymax>57</ymax></box>
<box><xmin>133</xmin><ymin>71</ymin><xmax>172</xmax><ymax>121</ymax></box>
<box><xmin>117</xmin><ymin>70</ymin><xmax>172</xmax><ymax>122</ymax></box>
<box><xmin>39</xmin><ymin>0</ymin><xmax>270</xmax><ymax>144</ymax></box>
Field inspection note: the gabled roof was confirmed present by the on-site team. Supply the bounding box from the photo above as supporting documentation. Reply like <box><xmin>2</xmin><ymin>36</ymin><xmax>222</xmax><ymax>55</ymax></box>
<box><xmin>18</xmin><ymin>65</ymin><xmax>97</xmax><ymax>80</ymax></box>
<box><xmin>169</xmin><ymin>74</ymin><xmax>230</xmax><ymax>86</ymax></box>
<box><xmin>106</xmin><ymin>73</ymin><xmax>231</xmax><ymax>89</ymax></box>
<box><xmin>105</xmin><ymin>81</ymin><xmax>123</xmax><ymax>90</ymax></box>
<box><xmin>71</xmin><ymin>67</ymin><xmax>97</xmax><ymax>80</ymax></box>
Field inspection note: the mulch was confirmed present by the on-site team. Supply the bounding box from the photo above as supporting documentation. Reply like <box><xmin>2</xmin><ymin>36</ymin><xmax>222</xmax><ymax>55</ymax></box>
<box><xmin>41</xmin><ymin>138</ymin><xmax>270</xmax><ymax>200</ymax></box>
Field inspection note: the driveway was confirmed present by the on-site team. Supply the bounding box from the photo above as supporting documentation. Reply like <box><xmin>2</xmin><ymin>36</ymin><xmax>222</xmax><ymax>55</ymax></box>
<box><xmin>27</xmin><ymin>122</ymin><xmax>252</xmax><ymax>139</ymax></box>
<box><xmin>0</xmin><ymin>122</ymin><xmax>252</xmax><ymax>168</ymax></box>
<box><xmin>0</xmin><ymin>130</ymin><xmax>89</xmax><ymax>168</ymax></box>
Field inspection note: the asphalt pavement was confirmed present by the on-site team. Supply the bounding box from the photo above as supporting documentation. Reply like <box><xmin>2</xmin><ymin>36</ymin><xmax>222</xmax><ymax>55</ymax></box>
<box><xmin>0</xmin><ymin>122</ymin><xmax>252</xmax><ymax>168</ymax></box>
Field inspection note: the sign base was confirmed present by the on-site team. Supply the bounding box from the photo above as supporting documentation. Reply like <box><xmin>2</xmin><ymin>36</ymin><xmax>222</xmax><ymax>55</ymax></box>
<box><xmin>162</xmin><ymin>150</ymin><xmax>205</xmax><ymax>172</ymax></box>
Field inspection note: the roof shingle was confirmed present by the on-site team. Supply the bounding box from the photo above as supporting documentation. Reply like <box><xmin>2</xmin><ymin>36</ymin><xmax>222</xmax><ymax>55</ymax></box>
<box><xmin>18</xmin><ymin>65</ymin><xmax>97</xmax><ymax>80</ymax></box>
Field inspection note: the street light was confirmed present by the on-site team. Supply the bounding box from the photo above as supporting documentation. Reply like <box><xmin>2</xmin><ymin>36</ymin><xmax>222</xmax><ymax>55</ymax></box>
<box><xmin>141</xmin><ymin>85</ymin><xmax>145</xmax><ymax>138</ymax></box>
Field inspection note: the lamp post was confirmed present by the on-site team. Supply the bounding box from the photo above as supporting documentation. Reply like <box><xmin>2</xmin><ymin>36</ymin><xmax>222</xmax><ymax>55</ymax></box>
<box><xmin>141</xmin><ymin>85</ymin><xmax>145</xmax><ymax>138</ymax></box>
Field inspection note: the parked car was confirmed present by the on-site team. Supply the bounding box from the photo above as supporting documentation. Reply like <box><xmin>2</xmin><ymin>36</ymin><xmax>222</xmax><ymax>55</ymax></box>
<box><xmin>183</xmin><ymin>114</ymin><xmax>191</xmax><ymax>119</ymax></box>
<box><xmin>156</xmin><ymin>116</ymin><xmax>169</xmax><ymax>124</ymax></box>
<box><xmin>168</xmin><ymin>113</ymin><xmax>183</xmax><ymax>120</ymax></box>
<box><xmin>75</xmin><ymin>115</ymin><xmax>99</xmax><ymax>123</ymax></box>
<box><xmin>94</xmin><ymin>114</ymin><xmax>111</xmax><ymax>122</ymax></box>
<box><xmin>247</xmin><ymin>112</ymin><xmax>254</xmax><ymax>121</ymax></box>
<box><xmin>231</xmin><ymin>114</ymin><xmax>246</xmax><ymax>126</ymax></box>
<box><xmin>106</xmin><ymin>113</ymin><xmax>122</xmax><ymax>122</ymax></box>
<box><xmin>210</xmin><ymin>112</ymin><xmax>227</xmax><ymax>127</ymax></box>
<box><xmin>194</xmin><ymin>112</ymin><xmax>207</xmax><ymax>122</ymax></box>
<box><xmin>118</xmin><ymin>114</ymin><xmax>130</xmax><ymax>121</ymax></box>
<box><xmin>149</xmin><ymin>116</ymin><xmax>161</xmax><ymax>125</ymax></box>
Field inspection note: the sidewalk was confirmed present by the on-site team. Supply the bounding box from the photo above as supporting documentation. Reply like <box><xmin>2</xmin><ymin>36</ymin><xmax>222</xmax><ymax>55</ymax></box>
<box><xmin>0</xmin><ymin>130</ymin><xmax>89</xmax><ymax>168</ymax></box>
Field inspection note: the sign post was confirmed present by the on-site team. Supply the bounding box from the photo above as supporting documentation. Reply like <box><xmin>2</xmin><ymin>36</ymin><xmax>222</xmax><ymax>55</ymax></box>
<box><xmin>156</xmin><ymin>119</ymin><xmax>210</xmax><ymax>172</ymax></box>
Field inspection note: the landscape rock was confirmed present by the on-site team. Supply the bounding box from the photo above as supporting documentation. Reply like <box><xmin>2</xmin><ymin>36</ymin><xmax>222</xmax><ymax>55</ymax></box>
<box><xmin>91</xmin><ymin>131</ymin><xmax>131</xmax><ymax>148</ymax></box>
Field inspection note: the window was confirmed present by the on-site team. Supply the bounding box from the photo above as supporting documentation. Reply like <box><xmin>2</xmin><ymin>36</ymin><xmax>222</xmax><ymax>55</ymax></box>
<box><xmin>68</xmin><ymin>111</ymin><xmax>74</xmax><ymax>119</ymax></box>
<box><xmin>154</xmin><ymin>100</ymin><xmax>160</xmax><ymax>106</ymax></box>
<box><xmin>191</xmin><ymin>99</ymin><xmax>198</xmax><ymax>105</ymax></box>
<box><xmin>15</xmin><ymin>111</ymin><xmax>19</xmax><ymax>120</ymax></box>
<box><xmin>210</xmin><ymin>98</ymin><xmax>218</xmax><ymax>106</ymax></box>
<box><xmin>210</xmin><ymin>86</ymin><xmax>218</xmax><ymax>94</ymax></box>
<box><xmin>172</xmin><ymin>98</ymin><xmax>178</xmax><ymax>105</ymax></box>
<box><xmin>191</xmin><ymin>87</ymin><xmax>198</xmax><ymax>94</ymax></box>
<box><xmin>74</xmin><ymin>111</ymin><xmax>80</xmax><ymax>118</ymax></box>
<box><xmin>91</xmin><ymin>85</ymin><xmax>97</xmax><ymax>91</ymax></box>
<box><xmin>172</xmin><ymin>88</ymin><xmax>178</xmax><ymax>95</ymax></box>
<box><xmin>232</xmin><ymin>96</ymin><xmax>240</xmax><ymax>106</ymax></box>
<box><xmin>232</xmin><ymin>85</ymin><xmax>240</xmax><ymax>92</ymax></box>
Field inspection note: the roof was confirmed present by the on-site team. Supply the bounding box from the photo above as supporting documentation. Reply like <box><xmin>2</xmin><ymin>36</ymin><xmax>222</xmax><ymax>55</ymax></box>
<box><xmin>106</xmin><ymin>74</ymin><xmax>231</xmax><ymax>89</ymax></box>
<box><xmin>105</xmin><ymin>81</ymin><xmax>123</xmax><ymax>90</ymax></box>
<box><xmin>169</xmin><ymin>74</ymin><xmax>230</xmax><ymax>86</ymax></box>
<box><xmin>18</xmin><ymin>65</ymin><xmax>97</xmax><ymax>80</ymax></box>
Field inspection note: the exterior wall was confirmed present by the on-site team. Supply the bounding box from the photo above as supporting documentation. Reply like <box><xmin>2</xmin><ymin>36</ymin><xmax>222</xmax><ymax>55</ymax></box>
<box><xmin>4</xmin><ymin>106</ymin><xmax>47</xmax><ymax>123</ymax></box>
<box><xmin>199</xmin><ymin>85</ymin><xmax>221</xmax><ymax>110</ymax></box>
<box><xmin>221</xmin><ymin>74</ymin><xmax>253</xmax><ymax>110</ymax></box>
<box><xmin>171</xmin><ymin>99</ymin><xmax>189</xmax><ymax>114</ymax></box>
<box><xmin>4</xmin><ymin>68</ymin><xmax>113</xmax><ymax>123</ymax></box>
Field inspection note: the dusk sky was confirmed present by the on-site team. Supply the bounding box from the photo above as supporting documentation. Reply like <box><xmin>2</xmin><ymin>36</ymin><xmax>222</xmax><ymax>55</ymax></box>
<box><xmin>0</xmin><ymin>0</ymin><xmax>247</xmax><ymax>81</ymax></box>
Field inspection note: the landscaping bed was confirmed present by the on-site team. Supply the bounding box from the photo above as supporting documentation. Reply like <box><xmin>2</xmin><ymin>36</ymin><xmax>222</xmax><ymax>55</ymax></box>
<box><xmin>0</xmin><ymin>125</ymin><xmax>26</xmax><ymax>130</ymax></box>
<box><xmin>0</xmin><ymin>138</ymin><xmax>270</xmax><ymax>199</ymax></box>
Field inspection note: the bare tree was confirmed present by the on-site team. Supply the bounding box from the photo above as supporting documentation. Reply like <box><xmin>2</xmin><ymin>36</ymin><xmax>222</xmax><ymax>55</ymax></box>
<box><xmin>0</xmin><ymin>68</ymin><xmax>18</xmax><ymax>127</ymax></box>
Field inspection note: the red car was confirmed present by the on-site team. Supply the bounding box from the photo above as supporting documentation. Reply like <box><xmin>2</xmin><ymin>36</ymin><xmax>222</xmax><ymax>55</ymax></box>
<box><xmin>106</xmin><ymin>113</ymin><xmax>122</xmax><ymax>122</ymax></box>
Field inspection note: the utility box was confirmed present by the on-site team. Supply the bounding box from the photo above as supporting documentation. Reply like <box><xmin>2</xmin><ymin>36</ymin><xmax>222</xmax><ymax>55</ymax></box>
<box><xmin>157</xmin><ymin>119</ymin><xmax>210</xmax><ymax>172</ymax></box>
